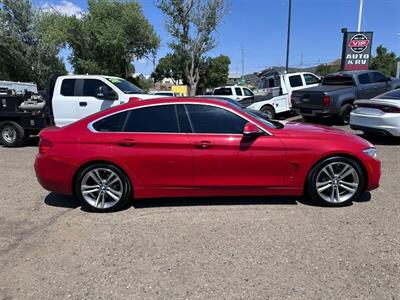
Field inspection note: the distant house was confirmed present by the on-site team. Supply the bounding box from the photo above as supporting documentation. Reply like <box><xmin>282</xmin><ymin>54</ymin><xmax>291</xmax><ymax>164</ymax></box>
<box><xmin>227</xmin><ymin>73</ymin><xmax>241</xmax><ymax>85</ymax></box>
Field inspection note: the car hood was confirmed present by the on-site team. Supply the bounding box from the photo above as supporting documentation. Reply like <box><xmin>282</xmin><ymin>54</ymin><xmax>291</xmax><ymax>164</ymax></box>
<box><xmin>276</xmin><ymin>121</ymin><xmax>372</xmax><ymax>147</ymax></box>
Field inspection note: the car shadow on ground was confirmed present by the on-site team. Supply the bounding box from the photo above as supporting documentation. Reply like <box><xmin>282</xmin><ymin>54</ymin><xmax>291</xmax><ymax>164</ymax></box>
<box><xmin>43</xmin><ymin>191</ymin><xmax>372</xmax><ymax>211</ymax></box>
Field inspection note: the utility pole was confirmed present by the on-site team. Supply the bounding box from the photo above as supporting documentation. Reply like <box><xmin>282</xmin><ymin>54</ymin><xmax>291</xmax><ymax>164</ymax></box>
<box><xmin>300</xmin><ymin>52</ymin><xmax>303</xmax><ymax>71</ymax></box>
<box><xmin>285</xmin><ymin>0</ymin><xmax>292</xmax><ymax>73</ymax></box>
<box><xmin>357</xmin><ymin>0</ymin><xmax>363</xmax><ymax>32</ymax></box>
<box><xmin>241</xmin><ymin>46</ymin><xmax>244</xmax><ymax>80</ymax></box>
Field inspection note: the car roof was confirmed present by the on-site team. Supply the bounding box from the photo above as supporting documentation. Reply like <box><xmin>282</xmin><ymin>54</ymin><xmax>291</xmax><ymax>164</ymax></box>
<box><xmin>57</xmin><ymin>75</ymin><xmax>123</xmax><ymax>80</ymax></box>
<box><xmin>327</xmin><ymin>70</ymin><xmax>376</xmax><ymax>77</ymax></box>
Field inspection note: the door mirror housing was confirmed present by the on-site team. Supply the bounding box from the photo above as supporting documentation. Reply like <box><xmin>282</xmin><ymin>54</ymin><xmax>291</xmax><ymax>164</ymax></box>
<box><xmin>243</xmin><ymin>122</ymin><xmax>262</xmax><ymax>136</ymax></box>
<box><xmin>96</xmin><ymin>85</ymin><xmax>117</xmax><ymax>100</ymax></box>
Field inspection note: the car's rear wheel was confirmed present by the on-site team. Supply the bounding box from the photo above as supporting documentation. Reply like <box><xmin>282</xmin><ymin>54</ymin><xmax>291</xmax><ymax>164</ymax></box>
<box><xmin>307</xmin><ymin>157</ymin><xmax>365</xmax><ymax>206</ymax></box>
<box><xmin>0</xmin><ymin>122</ymin><xmax>27</xmax><ymax>147</ymax></box>
<box><xmin>75</xmin><ymin>163</ymin><xmax>132</xmax><ymax>212</ymax></box>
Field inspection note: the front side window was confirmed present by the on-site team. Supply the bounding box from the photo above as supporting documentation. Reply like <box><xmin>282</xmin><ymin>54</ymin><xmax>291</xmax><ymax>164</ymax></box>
<box><xmin>304</xmin><ymin>74</ymin><xmax>320</xmax><ymax>85</ymax></box>
<box><xmin>371</xmin><ymin>72</ymin><xmax>387</xmax><ymax>83</ymax></box>
<box><xmin>289</xmin><ymin>75</ymin><xmax>303</xmax><ymax>87</ymax></box>
<box><xmin>358</xmin><ymin>73</ymin><xmax>371</xmax><ymax>84</ymax></box>
<box><xmin>83</xmin><ymin>79</ymin><xmax>114</xmax><ymax>98</ymax></box>
<box><xmin>60</xmin><ymin>79</ymin><xmax>76</xmax><ymax>96</ymax></box>
<box><xmin>185</xmin><ymin>104</ymin><xmax>247</xmax><ymax>134</ymax></box>
<box><xmin>243</xmin><ymin>88</ymin><xmax>254</xmax><ymax>96</ymax></box>
<box><xmin>124</xmin><ymin>105</ymin><xmax>179</xmax><ymax>133</ymax></box>
<box><xmin>213</xmin><ymin>88</ymin><xmax>233</xmax><ymax>96</ymax></box>
<box><xmin>235</xmin><ymin>87</ymin><xmax>243</xmax><ymax>96</ymax></box>
<box><xmin>92</xmin><ymin>111</ymin><xmax>129</xmax><ymax>132</ymax></box>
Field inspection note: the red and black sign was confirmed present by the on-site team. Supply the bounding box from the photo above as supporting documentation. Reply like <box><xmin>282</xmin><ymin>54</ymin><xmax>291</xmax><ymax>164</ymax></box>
<box><xmin>341</xmin><ymin>31</ymin><xmax>373</xmax><ymax>71</ymax></box>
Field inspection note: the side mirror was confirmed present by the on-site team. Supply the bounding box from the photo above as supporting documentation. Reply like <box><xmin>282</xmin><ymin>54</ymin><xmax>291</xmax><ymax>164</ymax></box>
<box><xmin>243</xmin><ymin>122</ymin><xmax>262</xmax><ymax>136</ymax></box>
<box><xmin>386</xmin><ymin>77</ymin><xmax>392</xmax><ymax>82</ymax></box>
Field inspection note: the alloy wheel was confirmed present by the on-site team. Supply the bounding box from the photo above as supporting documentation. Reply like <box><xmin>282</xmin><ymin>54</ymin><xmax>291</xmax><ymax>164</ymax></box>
<box><xmin>316</xmin><ymin>162</ymin><xmax>359</xmax><ymax>204</ymax></box>
<box><xmin>2</xmin><ymin>126</ymin><xmax>17</xmax><ymax>144</ymax></box>
<box><xmin>80</xmin><ymin>168</ymin><xmax>124</xmax><ymax>209</ymax></box>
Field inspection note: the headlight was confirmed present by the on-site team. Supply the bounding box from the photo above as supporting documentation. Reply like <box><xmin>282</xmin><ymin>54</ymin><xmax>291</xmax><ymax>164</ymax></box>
<box><xmin>363</xmin><ymin>147</ymin><xmax>377</xmax><ymax>158</ymax></box>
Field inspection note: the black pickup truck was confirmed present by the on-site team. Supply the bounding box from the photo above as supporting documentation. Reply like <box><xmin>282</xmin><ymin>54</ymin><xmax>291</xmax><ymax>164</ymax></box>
<box><xmin>291</xmin><ymin>70</ymin><xmax>400</xmax><ymax>124</ymax></box>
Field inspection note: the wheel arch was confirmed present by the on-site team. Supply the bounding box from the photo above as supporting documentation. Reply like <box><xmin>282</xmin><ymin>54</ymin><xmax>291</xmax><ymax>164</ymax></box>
<box><xmin>72</xmin><ymin>160</ymin><xmax>134</xmax><ymax>198</ymax></box>
<box><xmin>303</xmin><ymin>153</ymin><xmax>368</xmax><ymax>194</ymax></box>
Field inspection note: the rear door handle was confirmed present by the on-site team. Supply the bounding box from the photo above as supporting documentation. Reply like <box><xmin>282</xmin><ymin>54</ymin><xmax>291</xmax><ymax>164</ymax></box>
<box><xmin>195</xmin><ymin>141</ymin><xmax>213</xmax><ymax>149</ymax></box>
<box><xmin>79</xmin><ymin>101</ymin><xmax>87</xmax><ymax>107</ymax></box>
<box><xmin>117</xmin><ymin>139</ymin><xmax>136</xmax><ymax>147</ymax></box>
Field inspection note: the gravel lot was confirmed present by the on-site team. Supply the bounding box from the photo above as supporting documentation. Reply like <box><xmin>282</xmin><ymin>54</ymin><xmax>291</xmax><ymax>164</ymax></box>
<box><xmin>0</xmin><ymin>124</ymin><xmax>399</xmax><ymax>300</ymax></box>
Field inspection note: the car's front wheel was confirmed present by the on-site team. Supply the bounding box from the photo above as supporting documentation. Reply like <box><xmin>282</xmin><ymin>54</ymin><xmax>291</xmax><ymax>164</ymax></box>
<box><xmin>307</xmin><ymin>157</ymin><xmax>365</xmax><ymax>206</ymax></box>
<box><xmin>75</xmin><ymin>163</ymin><xmax>132</xmax><ymax>212</ymax></box>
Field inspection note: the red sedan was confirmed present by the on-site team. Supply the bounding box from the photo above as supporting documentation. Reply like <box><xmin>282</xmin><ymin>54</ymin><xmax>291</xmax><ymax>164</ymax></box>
<box><xmin>34</xmin><ymin>98</ymin><xmax>381</xmax><ymax>212</ymax></box>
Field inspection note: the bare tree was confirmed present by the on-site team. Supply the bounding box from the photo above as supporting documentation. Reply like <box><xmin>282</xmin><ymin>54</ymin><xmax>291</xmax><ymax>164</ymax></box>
<box><xmin>157</xmin><ymin>0</ymin><xmax>229</xmax><ymax>95</ymax></box>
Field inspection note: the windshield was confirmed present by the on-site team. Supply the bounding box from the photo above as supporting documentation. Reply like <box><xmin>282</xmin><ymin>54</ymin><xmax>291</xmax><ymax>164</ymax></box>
<box><xmin>322</xmin><ymin>75</ymin><xmax>355</xmax><ymax>86</ymax></box>
<box><xmin>375</xmin><ymin>89</ymin><xmax>400</xmax><ymax>100</ymax></box>
<box><xmin>106</xmin><ymin>77</ymin><xmax>145</xmax><ymax>94</ymax></box>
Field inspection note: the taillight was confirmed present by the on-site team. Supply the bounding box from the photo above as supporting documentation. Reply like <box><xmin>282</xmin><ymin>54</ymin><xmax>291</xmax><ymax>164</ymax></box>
<box><xmin>357</xmin><ymin>103</ymin><xmax>400</xmax><ymax>113</ymax></box>
<box><xmin>128</xmin><ymin>97</ymin><xmax>140</xmax><ymax>103</ymax></box>
<box><xmin>323</xmin><ymin>95</ymin><xmax>330</xmax><ymax>107</ymax></box>
<box><xmin>39</xmin><ymin>139</ymin><xmax>52</xmax><ymax>154</ymax></box>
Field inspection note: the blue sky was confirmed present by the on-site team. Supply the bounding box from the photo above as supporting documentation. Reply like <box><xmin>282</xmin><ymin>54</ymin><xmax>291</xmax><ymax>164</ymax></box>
<box><xmin>34</xmin><ymin>0</ymin><xmax>400</xmax><ymax>75</ymax></box>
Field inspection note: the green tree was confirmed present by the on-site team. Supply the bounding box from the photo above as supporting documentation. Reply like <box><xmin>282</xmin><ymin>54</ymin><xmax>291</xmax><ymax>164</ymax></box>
<box><xmin>197</xmin><ymin>54</ymin><xmax>230</xmax><ymax>93</ymax></box>
<box><xmin>41</xmin><ymin>0</ymin><xmax>160</xmax><ymax>78</ymax></box>
<box><xmin>0</xmin><ymin>0</ymin><xmax>66</xmax><ymax>89</ymax></box>
<box><xmin>315</xmin><ymin>64</ymin><xmax>340</xmax><ymax>76</ymax></box>
<box><xmin>151</xmin><ymin>53</ymin><xmax>185</xmax><ymax>84</ymax></box>
<box><xmin>157</xmin><ymin>0</ymin><xmax>229</xmax><ymax>96</ymax></box>
<box><xmin>371</xmin><ymin>45</ymin><xmax>397</xmax><ymax>77</ymax></box>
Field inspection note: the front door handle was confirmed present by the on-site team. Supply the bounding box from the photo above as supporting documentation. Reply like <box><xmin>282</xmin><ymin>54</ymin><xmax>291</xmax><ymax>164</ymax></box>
<box><xmin>195</xmin><ymin>141</ymin><xmax>213</xmax><ymax>149</ymax></box>
<box><xmin>117</xmin><ymin>139</ymin><xmax>136</xmax><ymax>147</ymax></box>
<box><xmin>79</xmin><ymin>101</ymin><xmax>87</xmax><ymax>107</ymax></box>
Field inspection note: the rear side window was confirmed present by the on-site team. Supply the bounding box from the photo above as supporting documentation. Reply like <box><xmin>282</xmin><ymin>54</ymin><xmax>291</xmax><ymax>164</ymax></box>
<box><xmin>358</xmin><ymin>73</ymin><xmax>371</xmax><ymax>84</ymax></box>
<box><xmin>185</xmin><ymin>104</ymin><xmax>247</xmax><ymax>134</ymax></box>
<box><xmin>60</xmin><ymin>79</ymin><xmax>76</xmax><ymax>96</ymax></box>
<box><xmin>92</xmin><ymin>111</ymin><xmax>128</xmax><ymax>132</ymax></box>
<box><xmin>235</xmin><ymin>87</ymin><xmax>243</xmax><ymax>96</ymax></box>
<box><xmin>289</xmin><ymin>75</ymin><xmax>303</xmax><ymax>87</ymax></box>
<box><xmin>213</xmin><ymin>88</ymin><xmax>232</xmax><ymax>96</ymax></box>
<box><xmin>304</xmin><ymin>74</ymin><xmax>320</xmax><ymax>85</ymax></box>
<box><xmin>124</xmin><ymin>105</ymin><xmax>179</xmax><ymax>133</ymax></box>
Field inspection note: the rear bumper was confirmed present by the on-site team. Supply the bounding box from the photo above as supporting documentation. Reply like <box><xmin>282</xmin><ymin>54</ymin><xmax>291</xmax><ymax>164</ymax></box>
<box><xmin>34</xmin><ymin>154</ymin><xmax>76</xmax><ymax>195</ymax></box>
<box><xmin>350</xmin><ymin>112</ymin><xmax>400</xmax><ymax>136</ymax></box>
<box><xmin>292</xmin><ymin>108</ymin><xmax>334</xmax><ymax>117</ymax></box>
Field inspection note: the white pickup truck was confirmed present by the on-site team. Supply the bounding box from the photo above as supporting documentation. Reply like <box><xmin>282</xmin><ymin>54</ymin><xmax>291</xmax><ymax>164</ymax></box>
<box><xmin>0</xmin><ymin>75</ymin><xmax>161</xmax><ymax>146</ymax></box>
<box><xmin>247</xmin><ymin>72</ymin><xmax>321</xmax><ymax>119</ymax></box>
<box><xmin>212</xmin><ymin>85</ymin><xmax>255</xmax><ymax>101</ymax></box>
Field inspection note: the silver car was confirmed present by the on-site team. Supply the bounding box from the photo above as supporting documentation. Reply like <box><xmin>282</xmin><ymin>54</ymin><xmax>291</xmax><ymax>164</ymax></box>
<box><xmin>350</xmin><ymin>89</ymin><xmax>400</xmax><ymax>137</ymax></box>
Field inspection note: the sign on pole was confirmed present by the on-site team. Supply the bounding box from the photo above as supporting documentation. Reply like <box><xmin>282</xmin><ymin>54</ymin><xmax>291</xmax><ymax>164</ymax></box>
<box><xmin>341</xmin><ymin>31</ymin><xmax>373</xmax><ymax>71</ymax></box>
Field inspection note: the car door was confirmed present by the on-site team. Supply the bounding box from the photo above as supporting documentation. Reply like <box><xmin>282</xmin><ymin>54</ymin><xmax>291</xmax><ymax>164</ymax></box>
<box><xmin>370</xmin><ymin>72</ymin><xmax>389</xmax><ymax>96</ymax></box>
<box><xmin>182</xmin><ymin>103</ymin><xmax>286</xmax><ymax>188</ymax></box>
<box><xmin>78</xmin><ymin>78</ymin><xmax>119</xmax><ymax>119</ymax></box>
<box><xmin>52</xmin><ymin>78</ymin><xmax>79</xmax><ymax>127</ymax></box>
<box><xmin>357</xmin><ymin>73</ymin><xmax>376</xmax><ymax>99</ymax></box>
<box><xmin>87</xmin><ymin>104</ymin><xmax>193</xmax><ymax>190</ymax></box>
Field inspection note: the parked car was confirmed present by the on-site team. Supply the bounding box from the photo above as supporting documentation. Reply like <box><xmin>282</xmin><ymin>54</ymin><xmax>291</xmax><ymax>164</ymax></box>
<box><xmin>291</xmin><ymin>70</ymin><xmax>400</xmax><ymax>124</ymax></box>
<box><xmin>152</xmin><ymin>91</ymin><xmax>178</xmax><ymax>97</ymax></box>
<box><xmin>35</xmin><ymin>98</ymin><xmax>380</xmax><ymax>212</ymax></box>
<box><xmin>212</xmin><ymin>85</ymin><xmax>254</xmax><ymax>101</ymax></box>
<box><xmin>350</xmin><ymin>89</ymin><xmax>400</xmax><ymax>137</ymax></box>
<box><xmin>195</xmin><ymin>95</ymin><xmax>273</xmax><ymax>121</ymax></box>
<box><xmin>0</xmin><ymin>75</ymin><xmax>163</xmax><ymax>147</ymax></box>
<box><xmin>248</xmin><ymin>72</ymin><xmax>321</xmax><ymax>119</ymax></box>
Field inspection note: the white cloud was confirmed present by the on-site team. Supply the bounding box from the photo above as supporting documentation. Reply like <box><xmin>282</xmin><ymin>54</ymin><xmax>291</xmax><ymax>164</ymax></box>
<box><xmin>41</xmin><ymin>1</ymin><xmax>83</xmax><ymax>18</ymax></box>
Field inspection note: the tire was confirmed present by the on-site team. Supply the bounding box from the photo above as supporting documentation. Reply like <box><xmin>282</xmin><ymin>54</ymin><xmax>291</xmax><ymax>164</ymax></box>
<box><xmin>74</xmin><ymin>163</ymin><xmax>132</xmax><ymax>212</ymax></box>
<box><xmin>0</xmin><ymin>121</ymin><xmax>27</xmax><ymax>147</ymax></box>
<box><xmin>260</xmin><ymin>106</ymin><xmax>275</xmax><ymax>119</ymax></box>
<box><xmin>306</xmin><ymin>156</ymin><xmax>365</xmax><ymax>207</ymax></box>
<box><xmin>337</xmin><ymin>103</ymin><xmax>353</xmax><ymax>125</ymax></box>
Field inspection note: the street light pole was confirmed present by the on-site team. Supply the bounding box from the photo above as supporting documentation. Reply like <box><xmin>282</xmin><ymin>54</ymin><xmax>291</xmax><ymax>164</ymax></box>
<box><xmin>285</xmin><ymin>0</ymin><xmax>292</xmax><ymax>73</ymax></box>
<box><xmin>357</xmin><ymin>0</ymin><xmax>363</xmax><ymax>32</ymax></box>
